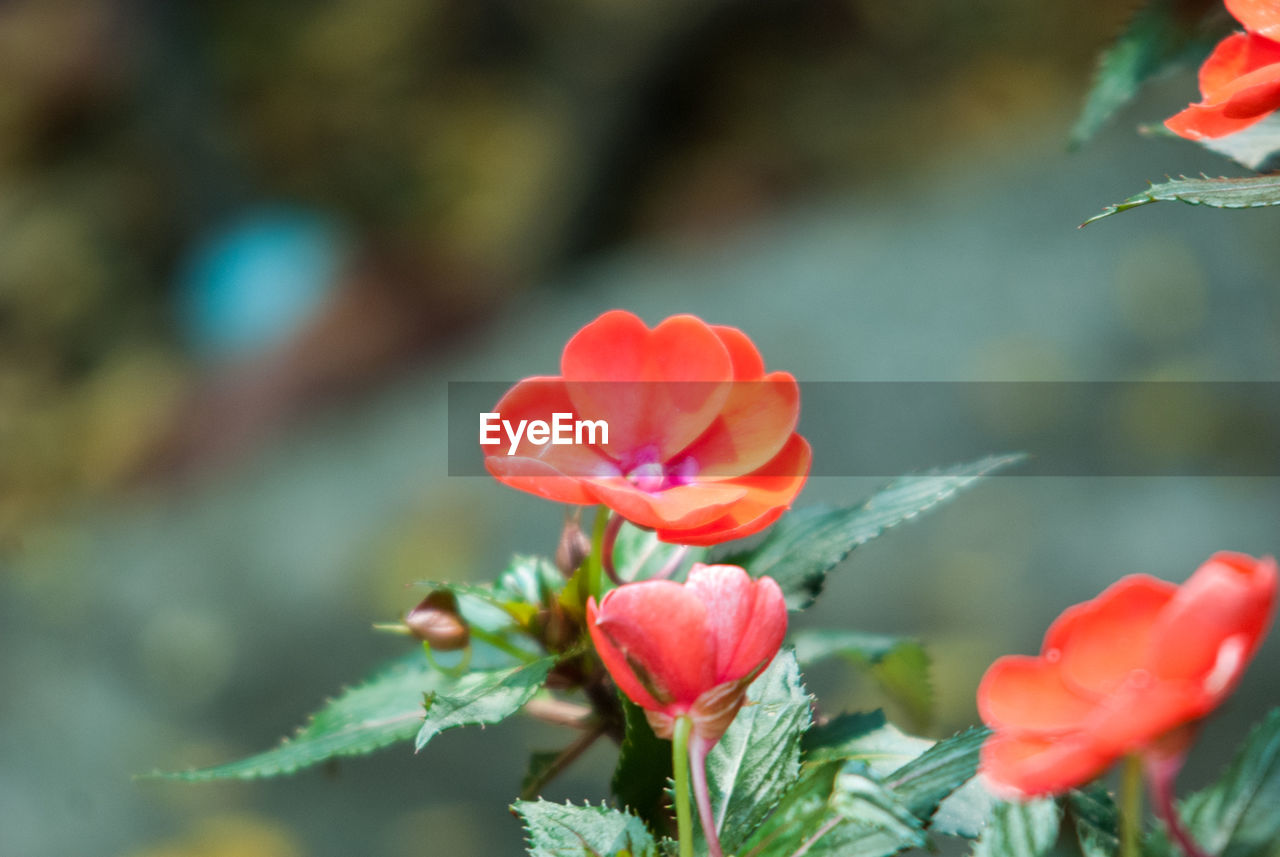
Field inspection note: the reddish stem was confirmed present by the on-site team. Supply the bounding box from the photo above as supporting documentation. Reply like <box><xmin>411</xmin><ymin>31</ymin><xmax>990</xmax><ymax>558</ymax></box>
<box><xmin>689</xmin><ymin>732</ymin><xmax>724</xmax><ymax>857</ymax></box>
<box><xmin>601</xmin><ymin>513</ymin><xmax>624</xmax><ymax>586</ymax></box>
<box><xmin>1146</xmin><ymin>753</ymin><xmax>1213</xmax><ymax>857</ymax></box>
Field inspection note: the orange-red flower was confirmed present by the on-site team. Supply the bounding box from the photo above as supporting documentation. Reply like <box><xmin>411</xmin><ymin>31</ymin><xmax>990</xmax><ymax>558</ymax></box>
<box><xmin>586</xmin><ymin>563</ymin><xmax>787</xmax><ymax>744</ymax></box>
<box><xmin>483</xmin><ymin>310</ymin><xmax>810</xmax><ymax>546</ymax></box>
<box><xmin>977</xmin><ymin>552</ymin><xmax>1277</xmax><ymax>798</ymax></box>
<box><xmin>1166</xmin><ymin>4</ymin><xmax>1280</xmax><ymax>139</ymax></box>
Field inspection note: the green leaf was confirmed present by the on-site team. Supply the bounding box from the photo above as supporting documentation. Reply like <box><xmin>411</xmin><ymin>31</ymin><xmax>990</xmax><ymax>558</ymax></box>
<box><xmin>739</xmin><ymin>760</ymin><xmax>927</xmax><ymax>857</ymax></box>
<box><xmin>886</xmin><ymin>726</ymin><xmax>989</xmax><ymax>825</ymax></box>
<box><xmin>971</xmin><ymin>799</ymin><xmax>1063</xmax><ymax>857</ymax></box>
<box><xmin>802</xmin><ymin>710</ymin><xmax>932</xmax><ymax>777</ymax></box>
<box><xmin>931</xmin><ymin>777</ymin><xmax>1001</xmax><ymax>839</ymax></box>
<box><xmin>149</xmin><ymin>653</ymin><xmax>447</xmax><ymax>781</ymax></box>
<box><xmin>611</xmin><ymin>697</ymin><xmax>673</xmax><ymax>832</ymax></box>
<box><xmin>494</xmin><ymin>554</ymin><xmax>565</xmax><ymax>625</ymax></box>
<box><xmin>794</xmin><ymin>630</ymin><xmax>933</xmax><ymax>729</ymax></box>
<box><xmin>515</xmin><ymin>800</ymin><xmax>658</xmax><ymax>857</ymax></box>
<box><xmin>719</xmin><ymin>454</ymin><xmax>1023</xmax><ymax>610</ymax></box>
<box><xmin>415</xmin><ymin>655</ymin><xmax>557</xmax><ymax>750</ymax></box>
<box><xmin>1067</xmin><ymin>785</ymin><xmax>1119</xmax><ymax>857</ymax></box>
<box><xmin>1070</xmin><ymin>0</ymin><xmax>1224</xmax><ymax>147</ymax></box>
<box><xmin>612</xmin><ymin>520</ymin><xmax>708</xmax><ymax>582</ymax></box>
<box><xmin>702</xmin><ymin>650</ymin><xmax>812</xmax><ymax>855</ymax></box>
<box><xmin>1151</xmin><ymin>708</ymin><xmax>1280</xmax><ymax>857</ymax></box>
<box><xmin>1082</xmin><ymin>174</ymin><xmax>1280</xmax><ymax>226</ymax></box>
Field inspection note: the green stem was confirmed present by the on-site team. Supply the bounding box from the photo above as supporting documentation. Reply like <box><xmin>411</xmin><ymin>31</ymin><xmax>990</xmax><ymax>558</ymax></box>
<box><xmin>585</xmin><ymin>506</ymin><xmax>608</xmax><ymax>601</ymax></box>
<box><xmin>672</xmin><ymin>716</ymin><xmax>695</xmax><ymax>857</ymax></box>
<box><xmin>1121</xmin><ymin>755</ymin><xmax>1145</xmax><ymax>857</ymax></box>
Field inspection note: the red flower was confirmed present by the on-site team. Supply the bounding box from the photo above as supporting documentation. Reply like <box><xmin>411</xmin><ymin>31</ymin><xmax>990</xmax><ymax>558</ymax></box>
<box><xmin>977</xmin><ymin>552</ymin><xmax>1277</xmax><ymax>798</ymax></box>
<box><xmin>483</xmin><ymin>310</ymin><xmax>810</xmax><ymax>546</ymax></box>
<box><xmin>1166</xmin><ymin>10</ymin><xmax>1280</xmax><ymax>139</ymax></box>
<box><xmin>586</xmin><ymin>563</ymin><xmax>787</xmax><ymax>744</ymax></box>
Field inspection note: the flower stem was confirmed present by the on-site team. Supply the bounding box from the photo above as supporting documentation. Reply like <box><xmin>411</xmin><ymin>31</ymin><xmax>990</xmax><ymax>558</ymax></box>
<box><xmin>1121</xmin><ymin>755</ymin><xmax>1145</xmax><ymax>857</ymax></box>
<box><xmin>601</xmin><ymin>512</ymin><xmax>624</xmax><ymax>587</ymax></box>
<box><xmin>689</xmin><ymin>732</ymin><xmax>723</xmax><ymax>857</ymax></box>
<box><xmin>583</xmin><ymin>506</ymin><xmax>609</xmax><ymax>599</ymax></box>
<box><xmin>1147</xmin><ymin>753</ymin><xmax>1212</xmax><ymax>857</ymax></box>
<box><xmin>672</xmin><ymin>716</ymin><xmax>695</xmax><ymax>857</ymax></box>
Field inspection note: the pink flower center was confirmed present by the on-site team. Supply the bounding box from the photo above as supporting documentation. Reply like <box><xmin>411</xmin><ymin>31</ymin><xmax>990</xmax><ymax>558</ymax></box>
<box><xmin>622</xmin><ymin>449</ymin><xmax>700</xmax><ymax>492</ymax></box>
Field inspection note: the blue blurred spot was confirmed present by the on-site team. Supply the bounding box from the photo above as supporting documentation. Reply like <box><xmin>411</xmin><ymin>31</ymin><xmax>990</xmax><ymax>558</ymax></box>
<box><xmin>176</xmin><ymin>208</ymin><xmax>350</xmax><ymax>361</ymax></box>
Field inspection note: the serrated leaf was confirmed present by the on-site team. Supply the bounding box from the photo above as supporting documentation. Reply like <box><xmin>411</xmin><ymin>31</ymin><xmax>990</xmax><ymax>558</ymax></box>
<box><xmin>738</xmin><ymin>760</ymin><xmax>927</xmax><ymax>857</ymax></box>
<box><xmin>794</xmin><ymin>630</ymin><xmax>933</xmax><ymax>729</ymax></box>
<box><xmin>701</xmin><ymin>650</ymin><xmax>811</xmax><ymax>855</ymax></box>
<box><xmin>971</xmin><ymin>799</ymin><xmax>1062</xmax><ymax>857</ymax></box>
<box><xmin>718</xmin><ymin>454</ymin><xmax>1023</xmax><ymax>610</ymax></box>
<box><xmin>1082</xmin><ymin>174</ymin><xmax>1280</xmax><ymax>226</ymax></box>
<box><xmin>932</xmin><ymin>777</ymin><xmax>1001</xmax><ymax>839</ymax></box>
<box><xmin>149</xmin><ymin>653</ymin><xmax>448</xmax><ymax>781</ymax></box>
<box><xmin>515</xmin><ymin>800</ymin><xmax>658</xmax><ymax>857</ymax></box>
<box><xmin>611</xmin><ymin>697</ymin><xmax>673</xmax><ymax>831</ymax></box>
<box><xmin>1070</xmin><ymin>0</ymin><xmax>1223</xmax><ymax>147</ymax></box>
<box><xmin>887</xmin><ymin>726</ymin><xmax>989</xmax><ymax>824</ymax></box>
<box><xmin>415</xmin><ymin>655</ymin><xmax>557</xmax><ymax>750</ymax></box>
<box><xmin>802</xmin><ymin>710</ymin><xmax>932</xmax><ymax>777</ymax></box>
<box><xmin>1150</xmin><ymin>708</ymin><xmax>1280</xmax><ymax>857</ymax></box>
<box><xmin>1067</xmin><ymin>785</ymin><xmax>1119</xmax><ymax>857</ymax></box>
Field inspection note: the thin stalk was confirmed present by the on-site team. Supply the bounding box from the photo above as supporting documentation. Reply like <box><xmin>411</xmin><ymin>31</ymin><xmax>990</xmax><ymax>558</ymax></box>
<box><xmin>689</xmin><ymin>732</ymin><xmax>724</xmax><ymax>857</ymax></box>
<box><xmin>583</xmin><ymin>506</ymin><xmax>609</xmax><ymax>599</ymax></box>
<box><xmin>672</xmin><ymin>716</ymin><xmax>695</xmax><ymax>857</ymax></box>
<box><xmin>1121</xmin><ymin>755</ymin><xmax>1145</xmax><ymax>857</ymax></box>
<box><xmin>600</xmin><ymin>512</ymin><xmax>624</xmax><ymax>586</ymax></box>
<box><xmin>518</xmin><ymin>721</ymin><xmax>607</xmax><ymax>800</ymax></box>
<box><xmin>1147</xmin><ymin>754</ymin><xmax>1212</xmax><ymax>857</ymax></box>
<box><xmin>652</xmin><ymin>544</ymin><xmax>691</xmax><ymax>580</ymax></box>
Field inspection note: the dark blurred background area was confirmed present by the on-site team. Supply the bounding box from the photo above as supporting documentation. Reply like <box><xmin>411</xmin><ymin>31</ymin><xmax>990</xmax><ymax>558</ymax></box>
<box><xmin>2</xmin><ymin>1</ymin><xmax>1280</xmax><ymax>856</ymax></box>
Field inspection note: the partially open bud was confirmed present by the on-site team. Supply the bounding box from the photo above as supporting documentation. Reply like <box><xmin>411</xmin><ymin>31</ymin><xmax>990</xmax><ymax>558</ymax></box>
<box><xmin>405</xmin><ymin>591</ymin><xmax>470</xmax><ymax>651</ymax></box>
<box><xmin>555</xmin><ymin>512</ymin><xmax>592</xmax><ymax>577</ymax></box>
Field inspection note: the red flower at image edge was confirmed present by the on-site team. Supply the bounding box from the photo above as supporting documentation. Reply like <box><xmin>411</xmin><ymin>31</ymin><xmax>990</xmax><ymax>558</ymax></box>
<box><xmin>1166</xmin><ymin>0</ymin><xmax>1280</xmax><ymax>139</ymax></box>
<box><xmin>483</xmin><ymin>310</ymin><xmax>810</xmax><ymax>546</ymax></box>
<box><xmin>977</xmin><ymin>552</ymin><xmax>1277</xmax><ymax>798</ymax></box>
<box><xmin>587</xmin><ymin>563</ymin><xmax>787</xmax><ymax>744</ymax></box>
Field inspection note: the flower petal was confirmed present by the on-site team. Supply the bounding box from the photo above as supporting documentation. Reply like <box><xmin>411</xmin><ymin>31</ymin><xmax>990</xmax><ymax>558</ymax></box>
<box><xmin>712</xmin><ymin>325</ymin><xmax>767</xmax><ymax>380</ymax></box>
<box><xmin>661</xmin><ymin>435</ymin><xmax>810</xmax><ymax>545</ymax></box>
<box><xmin>684</xmin><ymin>565</ymin><xmax>787</xmax><ymax>683</ymax></box>
<box><xmin>591</xmin><ymin>580</ymin><xmax>716</xmax><ymax>706</ymax></box>
<box><xmin>980</xmin><ymin>731</ymin><xmax>1112</xmax><ymax>799</ymax></box>
<box><xmin>587</xmin><ymin>596</ymin><xmax>664</xmax><ymax>711</ymax></box>
<box><xmin>1147</xmin><ymin>552</ymin><xmax>1277</xmax><ymax>688</ymax></box>
<box><xmin>678</xmin><ymin>372</ymin><xmax>801</xmax><ymax>478</ymax></box>
<box><xmin>977</xmin><ymin>655</ymin><xmax>1099</xmax><ymax>734</ymax></box>
<box><xmin>1198</xmin><ymin>32</ymin><xmax>1280</xmax><ymax>98</ymax></box>
<box><xmin>561</xmin><ymin>311</ymin><xmax>733</xmax><ymax>460</ymax></box>
<box><xmin>585</xmin><ymin>479</ymin><xmax>749</xmax><ymax>530</ymax></box>
<box><xmin>1166</xmin><ymin>34</ymin><xmax>1280</xmax><ymax>139</ymax></box>
<box><xmin>482</xmin><ymin>376</ymin><xmax>618</xmax><ymax>503</ymax></box>
<box><xmin>1226</xmin><ymin>0</ymin><xmax>1280</xmax><ymax>40</ymax></box>
<box><xmin>1042</xmin><ymin>574</ymin><xmax>1178</xmax><ymax>696</ymax></box>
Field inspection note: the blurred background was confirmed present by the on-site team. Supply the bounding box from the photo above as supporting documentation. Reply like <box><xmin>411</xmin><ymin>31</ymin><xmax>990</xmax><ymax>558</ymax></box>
<box><xmin>2</xmin><ymin>1</ymin><xmax>1279</xmax><ymax>855</ymax></box>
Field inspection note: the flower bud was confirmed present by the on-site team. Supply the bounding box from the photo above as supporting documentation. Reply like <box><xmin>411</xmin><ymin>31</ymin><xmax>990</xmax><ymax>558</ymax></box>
<box><xmin>555</xmin><ymin>513</ymin><xmax>592</xmax><ymax>576</ymax></box>
<box><xmin>405</xmin><ymin>591</ymin><xmax>470</xmax><ymax>651</ymax></box>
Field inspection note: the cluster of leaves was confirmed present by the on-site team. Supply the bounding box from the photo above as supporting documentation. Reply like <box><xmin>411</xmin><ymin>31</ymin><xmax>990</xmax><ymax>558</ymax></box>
<box><xmin>149</xmin><ymin>451</ymin><xmax>1280</xmax><ymax>857</ymax></box>
<box><xmin>1075</xmin><ymin>0</ymin><xmax>1280</xmax><ymax>222</ymax></box>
